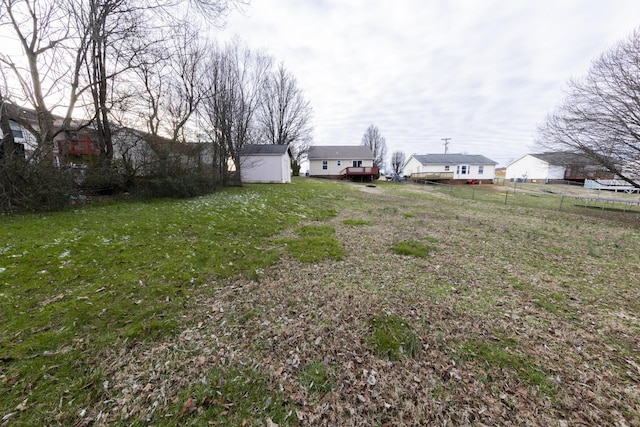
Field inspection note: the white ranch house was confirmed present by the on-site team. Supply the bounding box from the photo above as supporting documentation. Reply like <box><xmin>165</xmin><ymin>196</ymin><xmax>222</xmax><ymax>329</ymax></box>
<box><xmin>505</xmin><ymin>152</ymin><xmax>614</xmax><ymax>183</ymax></box>
<box><xmin>307</xmin><ymin>145</ymin><xmax>375</xmax><ymax>179</ymax></box>
<box><xmin>240</xmin><ymin>144</ymin><xmax>292</xmax><ymax>183</ymax></box>
<box><xmin>404</xmin><ymin>153</ymin><xmax>497</xmax><ymax>183</ymax></box>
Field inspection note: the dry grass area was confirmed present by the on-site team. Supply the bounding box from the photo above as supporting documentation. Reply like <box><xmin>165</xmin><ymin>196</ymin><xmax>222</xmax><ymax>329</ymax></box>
<box><xmin>88</xmin><ymin>181</ymin><xmax>639</xmax><ymax>426</ymax></box>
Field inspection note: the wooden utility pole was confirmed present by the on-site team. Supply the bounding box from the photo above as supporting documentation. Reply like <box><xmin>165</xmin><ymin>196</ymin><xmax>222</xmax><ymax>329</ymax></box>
<box><xmin>441</xmin><ymin>138</ymin><xmax>451</xmax><ymax>154</ymax></box>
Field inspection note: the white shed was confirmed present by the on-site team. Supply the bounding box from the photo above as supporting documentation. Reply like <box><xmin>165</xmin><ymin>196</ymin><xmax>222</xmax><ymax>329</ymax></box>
<box><xmin>240</xmin><ymin>144</ymin><xmax>292</xmax><ymax>183</ymax></box>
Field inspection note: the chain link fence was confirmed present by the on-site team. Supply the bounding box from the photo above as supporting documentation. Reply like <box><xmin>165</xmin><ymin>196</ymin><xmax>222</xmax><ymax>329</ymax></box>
<box><xmin>405</xmin><ymin>179</ymin><xmax>640</xmax><ymax>215</ymax></box>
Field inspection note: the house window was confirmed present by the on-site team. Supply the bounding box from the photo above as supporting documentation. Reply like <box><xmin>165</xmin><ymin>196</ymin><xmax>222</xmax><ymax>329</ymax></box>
<box><xmin>461</xmin><ymin>165</ymin><xmax>468</xmax><ymax>175</ymax></box>
<box><xmin>337</xmin><ymin>160</ymin><xmax>341</xmax><ymax>166</ymax></box>
<box><xmin>9</xmin><ymin>121</ymin><xmax>23</xmax><ymax>139</ymax></box>
<box><xmin>322</xmin><ymin>160</ymin><xmax>328</xmax><ymax>170</ymax></box>
<box><xmin>444</xmin><ymin>165</ymin><xmax>450</xmax><ymax>172</ymax></box>
<box><xmin>353</xmin><ymin>160</ymin><xmax>362</xmax><ymax>167</ymax></box>
<box><xmin>478</xmin><ymin>165</ymin><xmax>484</xmax><ymax>175</ymax></box>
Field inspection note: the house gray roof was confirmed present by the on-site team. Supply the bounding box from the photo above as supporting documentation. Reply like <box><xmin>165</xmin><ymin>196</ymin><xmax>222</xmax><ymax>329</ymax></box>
<box><xmin>241</xmin><ymin>144</ymin><xmax>290</xmax><ymax>155</ymax></box>
<box><xmin>308</xmin><ymin>145</ymin><xmax>374</xmax><ymax>160</ymax></box>
<box><xmin>528</xmin><ymin>152</ymin><xmax>592</xmax><ymax>166</ymax></box>
<box><xmin>4</xmin><ymin>101</ymin><xmax>57</xmax><ymax>124</ymax></box>
<box><xmin>411</xmin><ymin>153</ymin><xmax>497</xmax><ymax>165</ymax></box>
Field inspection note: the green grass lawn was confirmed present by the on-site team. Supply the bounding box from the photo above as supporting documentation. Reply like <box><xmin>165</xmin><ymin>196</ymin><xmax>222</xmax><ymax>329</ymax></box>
<box><xmin>1</xmin><ymin>178</ymin><xmax>639</xmax><ymax>425</ymax></box>
<box><xmin>0</xmin><ymin>179</ymin><xmax>348</xmax><ymax>425</ymax></box>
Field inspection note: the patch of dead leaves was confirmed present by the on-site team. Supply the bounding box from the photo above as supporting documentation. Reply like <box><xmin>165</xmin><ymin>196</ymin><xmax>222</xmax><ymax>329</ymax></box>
<box><xmin>75</xmin><ymin>184</ymin><xmax>640</xmax><ymax>426</ymax></box>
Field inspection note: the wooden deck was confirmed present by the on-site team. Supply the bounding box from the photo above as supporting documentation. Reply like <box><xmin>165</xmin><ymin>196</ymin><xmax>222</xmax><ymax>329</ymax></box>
<box><xmin>340</xmin><ymin>166</ymin><xmax>379</xmax><ymax>181</ymax></box>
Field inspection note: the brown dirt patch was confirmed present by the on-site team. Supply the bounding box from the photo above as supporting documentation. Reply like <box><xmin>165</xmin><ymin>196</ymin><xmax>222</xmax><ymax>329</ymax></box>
<box><xmin>89</xmin><ymin>183</ymin><xmax>640</xmax><ymax>425</ymax></box>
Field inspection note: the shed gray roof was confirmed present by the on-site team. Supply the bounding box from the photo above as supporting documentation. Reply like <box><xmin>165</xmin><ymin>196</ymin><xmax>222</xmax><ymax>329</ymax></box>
<box><xmin>411</xmin><ymin>153</ymin><xmax>497</xmax><ymax>165</ymax></box>
<box><xmin>240</xmin><ymin>144</ymin><xmax>290</xmax><ymax>155</ymax></box>
<box><xmin>308</xmin><ymin>145</ymin><xmax>374</xmax><ymax>160</ymax></box>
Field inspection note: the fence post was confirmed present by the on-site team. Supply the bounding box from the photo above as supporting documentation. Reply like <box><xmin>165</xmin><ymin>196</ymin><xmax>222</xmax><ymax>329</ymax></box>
<box><xmin>559</xmin><ymin>194</ymin><xmax>564</xmax><ymax>211</ymax></box>
<box><xmin>504</xmin><ymin>191</ymin><xmax>508</xmax><ymax>205</ymax></box>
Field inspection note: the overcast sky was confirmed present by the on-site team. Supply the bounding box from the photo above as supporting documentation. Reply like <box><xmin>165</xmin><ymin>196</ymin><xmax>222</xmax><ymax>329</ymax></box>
<box><xmin>217</xmin><ymin>1</ymin><xmax>640</xmax><ymax>167</ymax></box>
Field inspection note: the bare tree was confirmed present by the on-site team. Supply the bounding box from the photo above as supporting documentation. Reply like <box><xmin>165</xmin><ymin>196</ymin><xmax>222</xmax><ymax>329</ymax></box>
<box><xmin>133</xmin><ymin>27</ymin><xmax>207</xmax><ymax>142</ymax></box>
<box><xmin>1</xmin><ymin>0</ymin><xmax>239</xmax><ymax>195</ymax></box>
<box><xmin>390</xmin><ymin>150</ymin><xmax>405</xmax><ymax>176</ymax></box>
<box><xmin>200</xmin><ymin>39</ymin><xmax>271</xmax><ymax>185</ymax></box>
<box><xmin>176</xmin><ymin>0</ymin><xmax>248</xmax><ymax>21</ymax></box>
<box><xmin>537</xmin><ymin>28</ymin><xmax>640</xmax><ymax>187</ymax></box>
<box><xmin>199</xmin><ymin>47</ymin><xmax>231</xmax><ymax>185</ymax></box>
<box><xmin>79</xmin><ymin>0</ymin><xmax>139</xmax><ymax>163</ymax></box>
<box><xmin>257</xmin><ymin>62</ymin><xmax>313</xmax><ymax>176</ymax></box>
<box><xmin>1</xmin><ymin>0</ymin><xmax>141</xmax><ymax>165</ymax></box>
<box><xmin>0</xmin><ymin>0</ymin><xmax>70</xmax><ymax>163</ymax></box>
<box><xmin>361</xmin><ymin>124</ymin><xmax>387</xmax><ymax>170</ymax></box>
<box><xmin>72</xmin><ymin>0</ymin><xmax>239</xmax><ymax>163</ymax></box>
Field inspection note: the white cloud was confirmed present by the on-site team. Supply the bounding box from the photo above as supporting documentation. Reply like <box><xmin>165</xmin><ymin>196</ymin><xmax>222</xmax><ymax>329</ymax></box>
<box><xmin>218</xmin><ymin>0</ymin><xmax>640</xmax><ymax>165</ymax></box>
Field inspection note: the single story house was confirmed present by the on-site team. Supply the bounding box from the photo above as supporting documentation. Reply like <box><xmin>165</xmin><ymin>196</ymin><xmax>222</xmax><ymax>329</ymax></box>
<box><xmin>1</xmin><ymin>101</ymin><xmax>101</xmax><ymax>164</ymax></box>
<box><xmin>240</xmin><ymin>144</ymin><xmax>292</xmax><ymax>183</ymax></box>
<box><xmin>0</xmin><ymin>120</ymin><xmax>32</xmax><ymax>159</ymax></box>
<box><xmin>404</xmin><ymin>153</ymin><xmax>497</xmax><ymax>183</ymax></box>
<box><xmin>505</xmin><ymin>152</ymin><xmax>614</xmax><ymax>183</ymax></box>
<box><xmin>307</xmin><ymin>145</ymin><xmax>376</xmax><ymax>180</ymax></box>
<box><xmin>0</xmin><ymin>102</ymin><xmax>41</xmax><ymax>160</ymax></box>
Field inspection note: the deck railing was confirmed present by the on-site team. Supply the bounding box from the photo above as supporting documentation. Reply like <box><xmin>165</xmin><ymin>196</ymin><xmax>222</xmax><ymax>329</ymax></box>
<box><xmin>340</xmin><ymin>166</ymin><xmax>379</xmax><ymax>176</ymax></box>
<box><xmin>410</xmin><ymin>172</ymin><xmax>455</xmax><ymax>180</ymax></box>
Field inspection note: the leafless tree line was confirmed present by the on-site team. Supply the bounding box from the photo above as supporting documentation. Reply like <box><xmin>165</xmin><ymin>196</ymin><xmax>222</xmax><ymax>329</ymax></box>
<box><xmin>538</xmin><ymin>28</ymin><xmax>640</xmax><ymax>187</ymax></box>
<box><xmin>0</xmin><ymin>0</ymin><xmax>312</xmax><ymax>208</ymax></box>
<box><xmin>360</xmin><ymin>125</ymin><xmax>407</xmax><ymax>178</ymax></box>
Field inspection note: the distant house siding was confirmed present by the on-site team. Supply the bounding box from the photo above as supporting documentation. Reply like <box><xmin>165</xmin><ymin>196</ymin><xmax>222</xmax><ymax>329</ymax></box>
<box><xmin>462</xmin><ymin>164</ymin><xmax>495</xmax><ymax>180</ymax></box>
<box><xmin>308</xmin><ymin>159</ymin><xmax>323</xmax><ymax>176</ymax></box>
<box><xmin>506</xmin><ymin>155</ymin><xmax>564</xmax><ymax>181</ymax></box>
<box><xmin>309</xmin><ymin>159</ymin><xmax>342</xmax><ymax>176</ymax></box>
<box><xmin>424</xmin><ymin>163</ymin><xmax>494</xmax><ymax>180</ymax></box>
<box><xmin>403</xmin><ymin>157</ymin><xmax>423</xmax><ymax>175</ymax></box>
<box><xmin>547</xmin><ymin>165</ymin><xmax>566</xmax><ymax>180</ymax></box>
